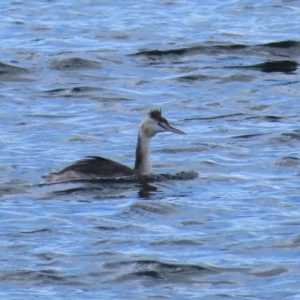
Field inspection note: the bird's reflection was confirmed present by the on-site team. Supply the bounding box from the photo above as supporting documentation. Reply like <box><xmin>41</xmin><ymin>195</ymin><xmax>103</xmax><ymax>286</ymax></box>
<box><xmin>138</xmin><ymin>181</ymin><xmax>158</xmax><ymax>198</ymax></box>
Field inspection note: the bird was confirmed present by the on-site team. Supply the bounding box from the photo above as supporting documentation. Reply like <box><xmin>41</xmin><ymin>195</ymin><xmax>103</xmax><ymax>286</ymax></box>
<box><xmin>44</xmin><ymin>109</ymin><xmax>185</xmax><ymax>182</ymax></box>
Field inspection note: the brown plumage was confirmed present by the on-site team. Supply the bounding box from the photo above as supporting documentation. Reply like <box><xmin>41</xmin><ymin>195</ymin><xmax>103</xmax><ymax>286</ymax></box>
<box><xmin>55</xmin><ymin>156</ymin><xmax>134</xmax><ymax>177</ymax></box>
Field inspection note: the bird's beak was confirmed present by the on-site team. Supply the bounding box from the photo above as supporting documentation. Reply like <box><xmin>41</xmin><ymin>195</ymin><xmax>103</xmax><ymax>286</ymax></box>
<box><xmin>161</xmin><ymin>123</ymin><xmax>186</xmax><ymax>135</ymax></box>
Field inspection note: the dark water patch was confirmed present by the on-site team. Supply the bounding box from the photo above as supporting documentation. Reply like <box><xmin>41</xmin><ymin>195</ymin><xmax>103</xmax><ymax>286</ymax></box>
<box><xmin>275</xmin><ymin>157</ymin><xmax>300</xmax><ymax>168</ymax></box>
<box><xmin>133</xmin><ymin>270</ymin><xmax>165</xmax><ymax>280</ymax></box>
<box><xmin>20</xmin><ymin>228</ymin><xmax>53</xmax><ymax>235</ymax></box>
<box><xmin>131</xmin><ymin>43</ymin><xmax>248</xmax><ymax>67</ymax></box>
<box><xmin>103</xmin><ymin>259</ymin><xmax>255</xmax><ymax>285</ymax></box>
<box><xmin>280</xmin><ymin>234</ymin><xmax>300</xmax><ymax>248</ymax></box>
<box><xmin>259</xmin><ymin>40</ymin><xmax>300</xmax><ymax>49</ymax></box>
<box><xmin>0</xmin><ymin>269</ymin><xmax>82</xmax><ymax>286</ymax></box>
<box><xmin>184</xmin><ymin>113</ymin><xmax>244</xmax><ymax>122</ymax></box>
<box><xmin>131</xmin><ymin>43</ymin><xmax>247</xmax><ymax>67</ymax></box>
<box><xmin>281</xmin><ymin>130</ymin><xmax>300</xmax><ymax>141</ymax></box>
<box><xmin>281</xmin><ymin>221</ymin><xmax>300</xmax><ymax>226</ymax></box>
<box><xmin>71</xmin><ymin>86</ymin><xmax>97</xmax><ymax>93</ymax></box>
<box><xmin>0</xmin><ymin>62</ymin><xmax>31</xmax><ymax>82</ymax></box>
<box><xmin>96</xmin><ymin>225</ymin><xmax>119</xmax><ymax>231</ymax></box>
<box><xmin>231</xmin><ymin>133</ymin><xmax>269</xmax><ymax>140</ymax></box>
<box><xmin>132</xmin><ymin>41</ymin><xmax>300</xmax><ymax>78</ymax></box>
<box><xmin>249</xmin><ymin>267</ymin><xmax>287</xmax><ymax>277</ymax></box>
<box><xmin>243</xmin><ymin>60</ymin><xmax>298</xmax><ymax>74</ymax></box>
<box><xmin>132</xmin><ymin>43</ymin><xmax>247</xmax><ymax>58</ymax></box>
<box><xmin>213</xmin><ymin>44</ymin><xmax>248</xmax><ymax>51</ymax></box>
<box><xmin>132</xmin><ymin>47</ymin><xmax>193</xmax><ymax>57</ymax></box>
<box><xmin>0</xmin><ymin>62</ymin><xmax>29</xmax><ymax>76</ymax></box>
<box><xmin>103</xmin><ymin>259</ymin><xmax>212</xmax><ymax>282</ymax></box>
<box><xmin>245</xmin><ymin>115</ymin><xmax>283</xmax><ymax>122</ymax></box>
<box><xmin>34</xmin><ymin>252</ymin><xmax>60</xmax><ymax>262</ymax></box>
<box><xmin>150</xmin><ymin>239</ymin><xmax>203</xmax><ymax>246</ymax></box>
<box><xmin>247</xmin><ymin>104</ymin><xmax>270</xmax><ymax>111</ymax></box>
<box><xmin>94</xmin><ymin>95</ymin><xmax>132</xmax><ymax>102</ymax></box>
<box><xmin>271</xmin><ymin>80</ymin><xmax>300</xmax><ymax>87</ymax></box>
<box><xmin>181</xmin><ymin>220</ymin><xmax>204</xmax><ymax>226</ymax></box>
<box><xmin>0</xmin><ymin>186</ymin><xmax>27</xmax><ymax>198</ymax></box>
<box><xmin>132</xmin><ymin>79</ymin><xmax>151</xmax><ymax>86</ymax></box>
<box><xmin>44</xmin><ymin>86</ymin><xmax>103</xmax><ymax>97</ymax></box>
<box><xmin>132</xmin><ymin>40</ymin><xmax>300</xmax><ymax>60</ymax></box>
<box><xmin>93</xmin><ymin>219</ymin><xmax>153</xmax><ymax>233</ymax></box>
<box><xmin>0</xmin><ymin>179</ymin><xmax>31</xmax><ymax>198</ymax></box>
<box><xmin>44</xmin><ymin>88</ymin><xmax>66</xmax><ymax>94</ymax></box>
<box><xmin>174</xmin><ymin>74</ymin><xmax>216</xmax><ymax>82</ymax></box>
<box><xmin>51</xmin><ymin>186</ymin><xmax>98</xmax><ymax>195</ymax></box>
<box><xmin>49</xmin><ymin>57</ymin><xmax>102</xmax><ymax>70</ymax></box>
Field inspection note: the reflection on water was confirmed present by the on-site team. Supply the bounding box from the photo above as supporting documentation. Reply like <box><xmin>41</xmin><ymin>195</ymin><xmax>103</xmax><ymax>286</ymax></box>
<box><xmin>36</xmin><ymin>171</ymin><xmax>198</xmax><ymax>199</ymax></box>
<box><xmin>0</xmin><ymin>0</ymin><xmax>300</xmax><ymax>299</ymax></box>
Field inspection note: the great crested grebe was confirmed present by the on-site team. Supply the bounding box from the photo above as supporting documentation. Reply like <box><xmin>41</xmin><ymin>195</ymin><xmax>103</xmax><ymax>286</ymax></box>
<box><xmin>44</xmin><ymin>109</ymin><xmax>185</xmax><ymax>182</ymax></box>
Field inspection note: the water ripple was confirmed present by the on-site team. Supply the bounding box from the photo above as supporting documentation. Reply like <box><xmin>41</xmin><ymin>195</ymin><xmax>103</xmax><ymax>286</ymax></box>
<box><xmin>0</xmin><ymin>1</ymin><xmax>300</xmax><ymax>298</ymax></box>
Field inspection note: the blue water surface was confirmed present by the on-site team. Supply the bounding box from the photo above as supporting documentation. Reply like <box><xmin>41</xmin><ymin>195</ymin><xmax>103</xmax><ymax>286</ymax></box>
<box><xmin>0</xmin><ymin>0</ymin><xmax>300</xmax><ymax>299</ymax></box>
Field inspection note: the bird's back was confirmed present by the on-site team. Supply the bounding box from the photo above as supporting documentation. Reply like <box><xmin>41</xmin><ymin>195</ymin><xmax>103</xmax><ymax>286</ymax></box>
<box><xmin>45</xmin><ymin>156</ymin><xmax>135</xmax><ymax>182</ymax></box>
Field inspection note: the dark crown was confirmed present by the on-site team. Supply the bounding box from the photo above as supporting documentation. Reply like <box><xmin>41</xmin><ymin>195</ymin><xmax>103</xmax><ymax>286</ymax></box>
<box><xmin>148</xmin><ymin>108</ymin><xmax>162</xmax><ymax>119</ymax></box>
<box><xmin>148</xmin><ymin>108</ymin><xmax>168</xmax><ymax>124</ymax></box>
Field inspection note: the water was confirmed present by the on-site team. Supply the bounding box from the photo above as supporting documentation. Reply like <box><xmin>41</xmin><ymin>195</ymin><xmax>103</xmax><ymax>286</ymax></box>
<box><xmin>1</xmin><ymin>0</ymin><xmax>300</xmax><ymax>299</ymax></box>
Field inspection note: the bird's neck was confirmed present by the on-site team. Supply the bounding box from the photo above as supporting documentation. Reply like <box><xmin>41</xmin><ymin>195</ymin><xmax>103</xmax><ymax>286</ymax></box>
<box><xmin>134</xmin><ymin>130</ymin><xmax>152</xmax><ymax>175</ymax></box>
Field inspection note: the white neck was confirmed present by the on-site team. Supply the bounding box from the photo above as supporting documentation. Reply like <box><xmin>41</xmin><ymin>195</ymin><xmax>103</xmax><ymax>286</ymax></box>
<box><xmin>134</xmin><ymin>130</ymin><xmax>152</xmax><ymax>175</ymax></box>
